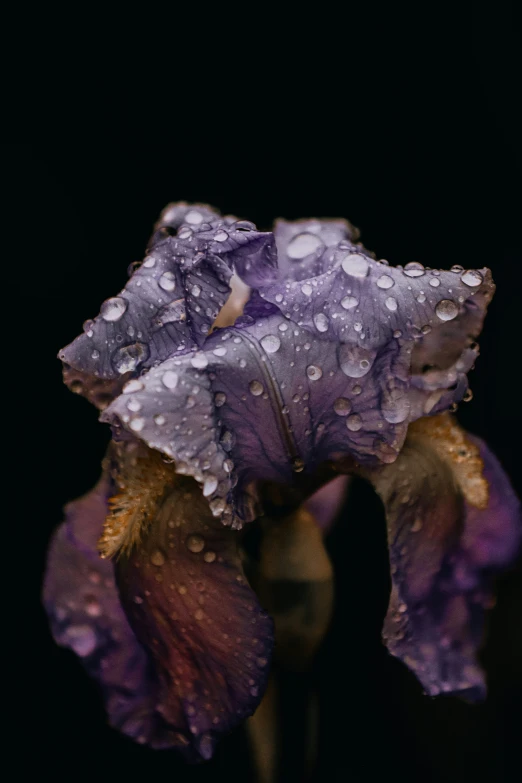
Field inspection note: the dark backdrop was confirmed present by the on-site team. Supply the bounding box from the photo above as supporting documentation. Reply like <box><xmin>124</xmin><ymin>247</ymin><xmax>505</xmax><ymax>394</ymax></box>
<box><xmin>13</xmin><ymin>5</ymin><xmax>521</xmax><ymax>782</ymax></box>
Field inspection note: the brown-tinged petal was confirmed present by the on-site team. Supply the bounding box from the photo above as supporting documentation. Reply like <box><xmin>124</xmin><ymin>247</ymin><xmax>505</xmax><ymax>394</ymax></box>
<box><xmin>363</xmin><ymin>414</ymin><xmax>521</xmax><ymax>698</ymax></box>
<box><xmin>114</xmin><ymin>461</ymin><xmax>273</xmax><ymax>760</ymax></box>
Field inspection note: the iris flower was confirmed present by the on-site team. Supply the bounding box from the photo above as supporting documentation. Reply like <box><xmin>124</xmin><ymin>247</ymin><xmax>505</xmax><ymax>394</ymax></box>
<box><xmin>44</xmin><ymin>202</ymin><xmax>521</xmax><ymax>762</ymax></box>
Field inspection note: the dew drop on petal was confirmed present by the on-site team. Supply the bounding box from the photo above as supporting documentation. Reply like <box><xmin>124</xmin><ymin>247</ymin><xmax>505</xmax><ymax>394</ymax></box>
<box><xmin>215</xmin><ymin>392</ymin><xmax>227</xmax><ymax>407</ymax></box>
<box><xmin>65</xmin><ymin>625</ymin><xmax>97</xmax><ymax>657</ymax></box>
<box><xmin>213</xmin><ymin>346</ymin><xmax>227</xmax><ymax>357</ymax></box>
<box><xmin>150</xmin><ymin>550</ymin><xmax>165</xmax><ymax>566</ymax></box>
<box><xmin>191</xmin><ymin>353</ymin><xmax>209</xmax><ymax>369</ymax></box>
<box><xmin>159</xmin><ymin>271</ymin><xmax>176</xmax><ymax>292</ymax></box>
<box><xmin>186</xmin><ymin>534</ymin><xmax>205</xmax><ymax>553</ymax></box>
<box><xmin>287</xmin><ymin>232</ymin><xmax>323</xmax><ymax>259</ymax></box>
<box><xmin>334</xmin><ymin>397</ymin><xmax>352</xmax><ymax>416</ymax></box>
<box><xmin>376</xmin><ymin>274</ymin><xmax>394</xmax><ymax>289</ymax></box>
<box><xmin>191</xmin><ymin>284</ymin><xmax>202</xmax><ymax>297</ymax></box>
<box><xmin>203</xmin><ymin>476</ymin><xmax>218</xmax><ymax>496</ymax></box>
<box><xmin>129</xmin><ymin>417</ymin><xmax>145</xmax><ymax>432</ymax></box>
<box><xmin>313</xmin><ymin>312</ymin><xmax>329</xmax><ymax>332</ymax></box>
<box><xmin>112</xmin><ymin>342</ymin><xmax>149</xmax><ymax>374</ymax></box>
<box><xmin>435</xmin><ymin>299</ymin><xmax>459</xmax><ymax>321</ymax></box>
<box><xmin>346</xmin><ymin>414</ymin><xmax>363</xmax><ymax>432</ymax></box>
<box><xmin>143</xmin><ymin>256</ymin><xmax>156</xmax><ymax>268</ymax></box>
<box><xmin>306</xmin><ymin>365</ymin><xmax>323</xmax><ymax>381</ymax></box>
<box><xmin>461</xmin><ymin>269</ymin><xmax>483</xmax><ymax>287</ymax></box>
<box><xmin>341</xmin><ymin>295</ymin><xmax>359</xmax><ymax>310</ymax></box>
<box><xmin>339</xmin><ymin>345</ymin><xmax>374</xmax><ymax>378</ymax></box>
<box><xmin>429</xmin><ymin>277</ymin><xmax>440</xmax><ymax>288</ymax></box>
<box><xmin>101</xmin><ymin>297</ymin><xmax>127</xmax><ymax>322</ymax></box>
<box><xmin>162</xmin><ymin>370</ymin><xmax>179</xmax><ymax>389</ymax></box>
<box><xmin>416</xmin><ymin>292</ymin><xmax>427</xmax><ymax>304</ymax></box>
<box><xmin>249</xmin><ymin>380</ymin><xmax>264</xmax><ymax>396</ymax></box>
<box><xmin>204</xmin><ymin>551</ymin><xmax>216</xmax><ymax>563</ymax></box>
<box><xmin>301</xmin><ymin>283</ymin><xmax>313</xmax><ymax>296</ymax></box>
<box><xmin>154</xmin><ymin>414</ymin><xmax>166</xmax><ymax>426</ymax></box>
<box><xmin>214</xmin><ymin>230</ymin><xmax>228</xmax><ymax>242</ymax></box>
<box><xmin>385</xmin><ymin>296</ymin><xmax>398</xmax><ymax>311</ymax></box>
<box><xmin>403</xmin><ymin>262</ymin><xmax>425</xmax><ymax>278</ymax></box>
<box><xmin>342</xmin><ymin>253</ymin><xmax>369</xmax><ymax>278</ymax></box>
<box><xmin>260</xmin><ymin>334</ymin><xmax>281</xmax><ymax>353</ymax></box>
<box><xmin>185</xmin><ymin>210</ymin><xmax>203</xmax><ymax>225</ymax></box>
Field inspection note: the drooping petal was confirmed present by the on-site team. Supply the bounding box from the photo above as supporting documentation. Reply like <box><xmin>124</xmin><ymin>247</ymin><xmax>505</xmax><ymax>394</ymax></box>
<box><xmin>363</xmin><ymin>414</ymin><xmax>521</xmax><ymax>698</ymax></box>
<box><xmin>42</xmin><ymin>470</ymin><xmax>177</xmax><ymax>749</ymax></box>
<box><xmin>114</xmin><ymin>463</ymin><xmax>273</xmax><ymax>761</ymax></box>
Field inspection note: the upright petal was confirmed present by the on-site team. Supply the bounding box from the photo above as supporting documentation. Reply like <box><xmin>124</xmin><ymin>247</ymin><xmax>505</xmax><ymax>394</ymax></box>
<box><xmin>363</xmin><ymin>414</ymin><xmax>521</xmax><ymax>698</ymax></box>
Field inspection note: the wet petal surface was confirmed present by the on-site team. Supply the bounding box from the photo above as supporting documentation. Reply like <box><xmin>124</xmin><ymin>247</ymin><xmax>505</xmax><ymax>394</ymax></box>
<box><xmin>364</xmin><ymin>415</ymin><xmax>521</xmax><ymax>698</ymax></box>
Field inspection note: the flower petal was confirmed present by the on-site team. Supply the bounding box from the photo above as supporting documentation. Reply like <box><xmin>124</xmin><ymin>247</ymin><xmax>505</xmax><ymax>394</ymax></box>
<box><xmin>114</xmin><ymin>467</ymin><xmax>273</xmax><ymax>761</ymax></box>
<box><xmin>60</xmin><ymin>210</ymin><xmax>278</xmax><ymax>408</ymax></box>
<box><xmin>42</xmin><ymin>470</ymin><xmax>177</xmax><ymax>749</ymax></box>
<box><xmin>364</xmin><ymin>414</ymin><xmax>521</xmax><ymax>698</ymax></box>
<box><xmin>147</xmin><ymin>202</ymin><xmax>223</xmax><ymax>249</ymax></box>
<box><xmin>258</xmin><ymin>241</ymin><xmax>494</xmax><ymax>424</ymax></box>
<box><xmin>102</xmin><ymin>310</ymin><xmax>416</xmax><ymax>524</ymax></box>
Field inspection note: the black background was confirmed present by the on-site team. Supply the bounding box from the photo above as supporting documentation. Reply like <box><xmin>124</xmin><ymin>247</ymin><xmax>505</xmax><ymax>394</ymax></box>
<box><xmin>12</xmin><ymin>4</ymin><xmax>521</xmax><ymax>781</ymax></box>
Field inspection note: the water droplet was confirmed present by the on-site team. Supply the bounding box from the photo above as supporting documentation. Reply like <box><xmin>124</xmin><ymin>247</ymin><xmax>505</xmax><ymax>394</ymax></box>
<box><xmin>223</xmin><ymin>458</ymin><xmax>234</xmax><ymax>472</ymax></box>
<box><xmin>162</xmin><ymin>370</ymin><xmax>179</xmax><ymax>389</ymax></box>
<box><xmin>159</xmin><ymin>271</ymin><xmax>176</xmax><ymax>292</ymax></box>
<box><xmin>429</xmin><ymin>277</ymin><xmax>440</xmax><ymax>288</ymax></box>
<box><xmin>385</xmin><ymin>296</ymin><xmax>398</xmax><ymax>311</ymax></box>
<box><xmin>186</xmin><ymin>534</ymin><xmax>205</xmax><ymax>553</ymax></box>
<box><xmin>435</xmin><ymin>299</ymin><xmax>459</xmax><ymax>321</ymax></box>
<box><xmin>83</xmin><ymin>319</ymin><xmax>94</xmax><ymax>337</ymax></box>
<box><xmin>292</xmin><ymin>457</ymin><xmax>305</xmax><ymax>473</ymax></box>
<box><xmin>249</xmin><ymin>380</ymin><xmax>264</xmax><ymax>396</ymax></box>
<box><xmin>185</xmin><ymin>209</ymin><xmax>203</xmax><ymax>225</ymax></box>
<box><xmin>411</xmin><ymin>518</ymin><xmax>423</xmax><ymax>532</ymax></box>
<box><xmin>278</xmin><ymin>321</ymin><xmax>289</xmax><ymax>332</ymax></box>
<box><xmin>210</xmin><ymin>498</ymin><xmax>226</xmax><ymax>516</ymax></box>
<box><xmin>127</xmin><ymin>398</ymin><xmax>142</xmax><ymax>412</ymax></box>
<box><xmin>178</xmin><ymin>227</ymin><xmax>192</xmax><ymax>240</ymax></box>
<box><xmin>382</xmin><ymin>388</ymin><xmax>410</xmax><ymax>423</ymax></box>
<box><xmin>203</xmin><ymin>476</ymin><xmax>218</xmax><ymax>496</ymax></box>
<box><xmin>301</xmin><ymin>283</ymin><xmax>313</xmax><ymax>296</ymax></box>
<box><xmin>65</xmin><ymin>625</ymin><xmax>97</xmax><ymax>657</ymax></box>
<box><xmin>123</xmin><ymin>379</ymin><xmax>144</xmax><ymax>393</ymax></box>
<box><xmin>341</xmin><ymin>295</ymin><xmax>359</xmax><ymax>310</ymax></box>
<box><xmin>112</xmin><ymin>342</ymin><xmax>149</xmax><ymax>374</ymax></box>
<box><xmin>130</xmin><ymin>417</ymin><xmax>145</xmax><ymax>432</ymax></box>
<box><xmin>191</xmin><ymin>353</ymin><xmax>209</xmax><ymax>369</ymax></box>
<box><xmin>306</xmin><ymin>365</ymin><xmax>323</xmax><ymax>381</ymax></box>
<box><xmin>215</xmin><ymin>392</ymin><xmax>227</xmax><ymax>407</ymax></box>
<box><xmin>353</xmin><ymin>322</ymin><xmax>363</xmax><ymax>332</ymax></box>
<box><xmin>143</xmin><ymin>256</ymin><xmax>156</xmax><ymax>268</ymax></box>
<box><xmin>461</xmin><ymin>269</ymin><xmax>483</xmax><ymax>287</ymax></box>
<box><xmin>191</xmin><ymin>284</ymin><xmax>201</xmax><ymax>297</ymax></box>
<box><xmin>352</xmin><ymin>384</ymin><xmax>362</xmax><ymax>395</ymax></box>
<box><xmin>346</xmin><ymin>414</ymin><xmax>363</xmax><ymax>432</ymax></box>
<box><xmin>333</xmin><ymin>397</ymin><xmax>352</xmax><ymax>416</ymax></box>
<box><xmin>214</xmin><ymin>230</ymin><xmax>228</xmax><ymax>242</ymax></box>
<box><xmin>313</xmin><ymin>312</ymin><xmax>329</xmax><ymax>332</ymax></box>
<box><xmin>416</xmin><ymin>292</ymin><xmax>427</xmax><ymax>304</ymax></box>
<box><xmin>101</xmin><ymin>297</ymin><xmax>127</xmax><ymax>322</ymax></box>
<box><xmin>341</xmin><ymin>253</ymin><xmax>369</xmax><ymax>278</ymax></box>
<box><xmin>376</xmin><ymin>274</ymin><xmax>394</xmax><ymax>289</ymax></box>
<box><xmin>287</xmin><ymin>232</ymin><xmax>323</xmax><ymax>259</ymax></box>
<box><xmin>275</xmin><ymin>293</ymin><xmax>284</xmax><ymax>303</ymax></box>
<box><xmin>151</xmin><ymin>550</ymin><xmax>165</xmax><ymax>566</ymax></box>
<box><xmin>154</xmin><ymin>414</ymin><xmax>166</xmax><ymax>425</ymax></box>
<box><xmin>260</xmin><ymin>334</ymin><xmax>281</xmax><ymax>353</ymax></box>
<box><xmin>204</xmin><ymin>550</ymin><xmax>216</xmax><ymax>563</ymax></box>
<box><xmin>213</xmin><ymin>346</ymin><xmax>227</xmax><ymax>356</ymax></box>
<box><xmin>463</xmin><ymin>388</ymin><xmax>473</xmax><ymax>402</ymax></box>
<box><xmin>339</xmin><ymin>345</ymin><xmax>374</xmax><ymax>378</ymax></box>
<box><xmin>393</xmin><ymin>330</ymin><xmax>402</xmax><ymax>338</ymax></box>
<box><xmin>85</xmin><ymin>597</ymin><xmax>102</xmax><ymax>617</ymax></box>
<box><xmin>403</xmin><ymin>262</ymin><xmax>425</xmax><ymax>278</ymax></box>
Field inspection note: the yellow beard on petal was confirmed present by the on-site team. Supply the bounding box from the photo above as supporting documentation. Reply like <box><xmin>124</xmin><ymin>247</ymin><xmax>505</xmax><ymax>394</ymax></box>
<box><xmin>98</xmin><ymin>443</ymin><xmax>178</xmax><ymax>560</ymax></box>
<box><xmin>409</xmin><ymin>414</ymin><xmax>489</xmax><ymax>509</ymax></box>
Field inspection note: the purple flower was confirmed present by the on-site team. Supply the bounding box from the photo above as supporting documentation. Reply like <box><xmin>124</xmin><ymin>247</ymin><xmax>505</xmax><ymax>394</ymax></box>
<box><xmin>44</xmin><ymin>203</ymin><xmax>521</xmax><ymax>761</ymax></box>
